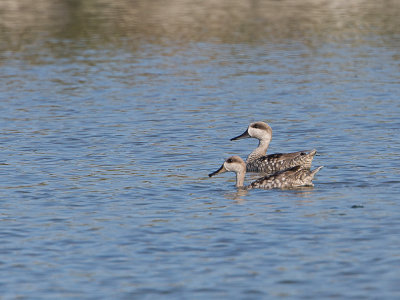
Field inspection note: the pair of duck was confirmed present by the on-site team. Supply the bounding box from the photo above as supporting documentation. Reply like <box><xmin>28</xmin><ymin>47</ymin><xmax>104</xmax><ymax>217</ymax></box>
<box><xmin>209</xmin><ymin>122</ymin><xmax>323</xmax><ymax>189</ymax></box>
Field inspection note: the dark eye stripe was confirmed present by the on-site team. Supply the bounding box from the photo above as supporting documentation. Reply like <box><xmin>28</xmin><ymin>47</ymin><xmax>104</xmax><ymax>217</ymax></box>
<box><xmin>250</xmin><ymin>122</ymin><xmax>271</xmax><ymax>132</ymax></box>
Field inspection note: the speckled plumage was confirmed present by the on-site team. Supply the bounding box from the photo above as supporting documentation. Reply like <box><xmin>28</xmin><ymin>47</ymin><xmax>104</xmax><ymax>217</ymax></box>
<box><xmin>231</xmin><ymin>121</ymin><xmax>317</xmax><ymax>174</ymax></box>
<box><xmin>246</xmin><ymin>150</ymin><xmax>317</xmax><ymax>174</ymax></box>
<box><xmin>247</xmin><ymin>165</ymin><xmax>323</xmax><ymax>190</ymax></box>
<box><xmin>209</xmin><ymin>156</ymin><xmax>323</xmax><ymax>190</ymax></box>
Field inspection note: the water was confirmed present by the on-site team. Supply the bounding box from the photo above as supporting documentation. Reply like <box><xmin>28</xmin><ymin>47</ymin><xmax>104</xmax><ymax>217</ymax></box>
<box><xmin>1</xmin><ymin>0</ymin><xmax>400</xmax><ymax>298</ymax></box>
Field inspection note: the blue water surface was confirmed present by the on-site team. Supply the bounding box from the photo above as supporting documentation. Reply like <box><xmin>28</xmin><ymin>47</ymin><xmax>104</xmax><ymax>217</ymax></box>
<box><xmin>1</xmin><ymin>1</ymin><xmax>400</xmax><ymax>299</ymax></box>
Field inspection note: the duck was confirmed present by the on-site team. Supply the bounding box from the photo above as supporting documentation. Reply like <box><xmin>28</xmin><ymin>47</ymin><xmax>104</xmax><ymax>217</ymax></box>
<box><xmin>209</xmin><ymin>156</ymin><xmax>323</xmax><ymax>189</ymax></box>
<box><xmin>231</xmin><ymin>121</ymin><xmax>316</xmax><ymax>174</ymax></box>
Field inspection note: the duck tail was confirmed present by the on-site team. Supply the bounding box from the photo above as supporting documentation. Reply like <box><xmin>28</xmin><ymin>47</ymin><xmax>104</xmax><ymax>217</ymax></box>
<box><xmin>311</xmin><ymin>166</ymin><xmax>323</xmax><ymax>177</ymax></box>
<box><xmin>308</xmin><ymin>149</ymin><xmax>317</xmax><ymax>157</ymax></box>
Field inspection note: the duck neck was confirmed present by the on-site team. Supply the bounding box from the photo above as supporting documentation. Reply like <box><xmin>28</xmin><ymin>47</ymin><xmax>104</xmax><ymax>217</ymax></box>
<box><xmin>235</xmin><ymin>170</ymin><xmax>246</xmax><ymax>188</ymax></box>
<box><xmin>246</xmin><ymin>139</ymin><xmax>270</xmax><ymax>163</ymax></box>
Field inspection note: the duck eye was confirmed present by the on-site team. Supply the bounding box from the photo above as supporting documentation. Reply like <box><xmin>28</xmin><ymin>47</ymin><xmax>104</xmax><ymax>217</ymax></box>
<box><xmin>252</xmin><ymin>124</ymin><xmax>259</xmax><ymax>129</ymax></box>
<box><xmin>227</xmin><ymin>158</ymin><xmax>233</xmax><ymax>163</ymax></box>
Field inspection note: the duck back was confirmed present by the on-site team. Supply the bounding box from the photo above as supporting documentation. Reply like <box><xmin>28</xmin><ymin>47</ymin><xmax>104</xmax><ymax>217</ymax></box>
<box><xmin>246</xmin><ymin>149</ymin><xmax>316</xmax><ymax>174</ymax></box>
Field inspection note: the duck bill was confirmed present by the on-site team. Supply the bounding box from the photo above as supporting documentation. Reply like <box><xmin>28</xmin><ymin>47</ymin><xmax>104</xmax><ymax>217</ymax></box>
<box><xmin>230</xmin><ymin>129</ymin><xmax>250</xmax><ymax>141</ymax></box>
<box><xmin>208</xmin><ymin>164</ymin><xmax>227</xmax><ymax>177</ymax></box>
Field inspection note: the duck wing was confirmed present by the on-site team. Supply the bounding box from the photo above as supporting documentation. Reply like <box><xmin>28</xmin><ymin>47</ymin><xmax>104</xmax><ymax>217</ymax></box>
<box><xmin>246</xmin><ymin>149</ymin><xmax>316</xmax><ymax>174</ymax></box>
<box><xmin>248</xmin><ymin>165</ymin><xmax>323</xmax><ymax>190</ymax></box>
